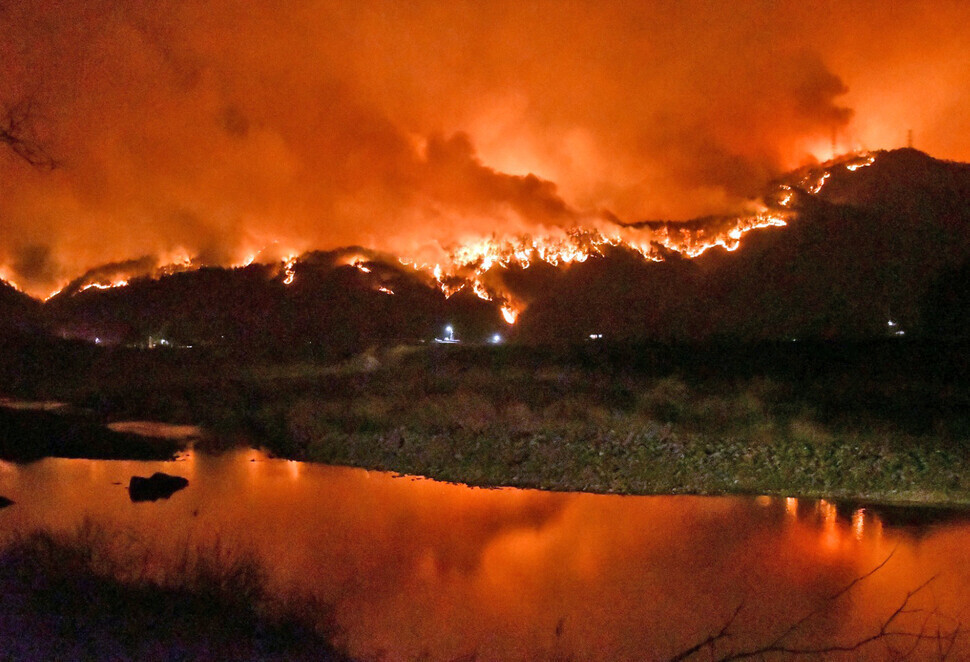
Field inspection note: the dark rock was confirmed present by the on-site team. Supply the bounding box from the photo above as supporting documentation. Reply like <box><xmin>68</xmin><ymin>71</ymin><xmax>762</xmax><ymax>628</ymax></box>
<box><xmin>0</xmin><ymin>496</ymin><xmax>13</xmax><ymax>509</ymax></box>
<box><xmin>128</xmin><ymin>472</ymin><xmax>188</xmax><ymax>502</ymax></box>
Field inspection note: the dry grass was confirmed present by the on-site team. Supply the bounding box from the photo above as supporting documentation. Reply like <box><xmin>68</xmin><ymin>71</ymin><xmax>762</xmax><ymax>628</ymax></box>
<box><xmin>0</xmin><ymin>522</ymin><xmax>344</xmax><ymax>661</ymax></box>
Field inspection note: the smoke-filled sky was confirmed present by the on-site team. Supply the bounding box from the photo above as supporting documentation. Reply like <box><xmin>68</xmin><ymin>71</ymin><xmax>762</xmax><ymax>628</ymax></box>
<box><xmin>2</xmin><ymin>0</ymin><xmax>969</xmax><ymax>297</ymax></box>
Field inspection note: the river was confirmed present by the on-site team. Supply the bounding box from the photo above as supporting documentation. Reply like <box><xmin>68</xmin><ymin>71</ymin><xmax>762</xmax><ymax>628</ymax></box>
<box><xmin>1</xmin><ymin>448</ymin><xmax>968</xmax><ymax>661</ymax></box>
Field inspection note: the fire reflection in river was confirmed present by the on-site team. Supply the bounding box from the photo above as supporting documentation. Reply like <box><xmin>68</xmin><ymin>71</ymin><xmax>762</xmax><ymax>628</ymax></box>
<box><xmin>1</xmin><ymin>451</ymin><xmax>968</xmax><ymax>660</ymax></box>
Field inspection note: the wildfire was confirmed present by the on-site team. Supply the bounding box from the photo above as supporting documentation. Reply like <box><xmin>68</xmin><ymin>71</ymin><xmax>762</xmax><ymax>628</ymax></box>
<box><xmin>385</xmin><ymin>207</ymin><xmax>789</xmax><ymax>326</ymax></box>
<box><xmin>393</xmin><ymin>153</ymin><xmax>884</xmax><ymax>317</ymax></box>
<box><xmin>78</xmin><ymin>279</ymin><xmax>130</xmax><ymax>294</ymax></box>
<box><xmin>500</xmin><ymin>304</ymin><xmax>519</xmax><ymax>325</ymax></box>
<box><xmin>648</xmin><ymin>211</ymin><xmax>788</xmax><ymax>258</ymax></box>
<box><xmin>6</xmin><ymin>150</ymin><xmax>882</xmax><ymax>327</ymax></box>
<box><xmin>796</xmin><ymin>150</ymin><xmax>877</xmax><ymax>196</ymax></box>
<box><xmin>846</xmin><ymin>154</ymin><xmax>876</xmax><ymax>172</ymax></box>
<box><xmin>281</xmin><ymin>255</ymin><xmax>298</xmax><ymax>285</ymax></box>
<box><xmin>159</xmin><ymin>249</ymin><xmax>194</xmax><ymax>271</ymax></box>
<box><xmin>778</xmin><ymin>186</ymin><xmax>794</xmax><ymax>207</ymax></box>
<box><xmin>0</xmin><ymin>267</ymin><xmax>21</xmax><ymax>292</ymax></box>
<box><xmin>411</xmin><ymin>231</ymin><xmax>631</xmax><ymax>324</ymax></box>
<box><xmin>806</xmin><ymin>171</ymin><xmax>830</xmax><ymax>194</ymax></box>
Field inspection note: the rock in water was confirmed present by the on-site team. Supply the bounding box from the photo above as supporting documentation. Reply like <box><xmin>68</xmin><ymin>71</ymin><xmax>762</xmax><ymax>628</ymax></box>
<box><xmin>0</xmin><ymin>495</ymin><xmax>13</xmax><ymax>509</ymax></box>
<box><xmin>128</xmin><ymin>472</ymin><xmax>189</xmax><ymax>502</ymax></box>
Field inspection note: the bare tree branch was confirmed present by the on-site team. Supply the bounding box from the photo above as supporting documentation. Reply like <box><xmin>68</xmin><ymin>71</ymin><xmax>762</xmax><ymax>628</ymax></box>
<box><xmin>0</xmin><ymin>98</ymin><xmax>58</xmax><ymax>169</ymax></box>
<box><xmin>669</xmin><ymin>602</ymin><xmax>742</xmax><ymax>662</ymax></box>
<box><xmin>722</xmin><ymin>577</ymin><xmax>952</xmax><ymax>661</ymax></box>
<box><xmin>670</xmin><ymin>550</ymin><xmax>962</xmax><ymax>662</ymax></box>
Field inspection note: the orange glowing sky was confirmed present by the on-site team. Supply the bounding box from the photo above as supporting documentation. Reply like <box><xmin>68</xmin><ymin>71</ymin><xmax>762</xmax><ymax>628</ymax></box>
<box><xmin>2</xmin><ymin>0</ymin><xmax>969</xmax><ymax>297</ymax></box>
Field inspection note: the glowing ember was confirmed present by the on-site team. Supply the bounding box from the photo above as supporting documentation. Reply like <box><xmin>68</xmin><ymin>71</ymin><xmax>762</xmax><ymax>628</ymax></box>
<box><xmin>806</xmin><ymin>172</ymin><xmax>830</xmax><ymax>194</ymax></box>
<box><xmin>377</xmin><ymin>285</ymin><xmax>394</xmax><ymax>295</ymax></box>
<box><xmin>778</xmin><ymin>186</ymin><xmax>794</xmax><ymax>207</ymax></box>
<box><xmin>78</xmin><ymin>279</ymin><xmax>130</xmax><ymax>294</ymax></box>
<box><xmin>42</xmin><ymin>287</ymin><xmax>64</xmax><ymax>301</ymax></box>
<box><xmin>846</xmin><ymin>155</ymin><xmax>876</xmax><ymax>171</ymax></box>
<box><xmin>500</xmin><ymin>304</ymin><xmax>519</xmax><ymax>325</ymax></box>
<box><xmin>281</xmin><ymin>255</ymin><xmax>298</xmax><ymax>285</ymax></box>
<box><xmin>471</xmin><ymin>280</ymin><xmax>491</xmax><ymax>301</ymax></box>
<box><xmin>793</xmin><ymin>150</ymin><xmax>877</xmax><ymax>198</ymax></box>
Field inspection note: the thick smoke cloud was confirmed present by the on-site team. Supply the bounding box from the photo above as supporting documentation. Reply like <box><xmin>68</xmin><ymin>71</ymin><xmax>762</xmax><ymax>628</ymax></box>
<box><xmin>2</xmin><ymin>0</ymin><xmax>969</xmax><ymax>296</ymax></box>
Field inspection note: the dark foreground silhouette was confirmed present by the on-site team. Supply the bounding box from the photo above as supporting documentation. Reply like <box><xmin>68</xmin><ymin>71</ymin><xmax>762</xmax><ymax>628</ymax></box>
<box><xmin>0</xmin><ymin>526</ymin><xmax>345</xmax><ymax>662</ymax></box>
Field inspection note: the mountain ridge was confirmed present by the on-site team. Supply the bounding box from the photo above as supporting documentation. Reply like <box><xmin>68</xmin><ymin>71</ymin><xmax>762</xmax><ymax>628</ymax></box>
<box><xmin>4</xmin><ymin>148</ymin><xmax>968</xmax><ymax>350</ymax></box>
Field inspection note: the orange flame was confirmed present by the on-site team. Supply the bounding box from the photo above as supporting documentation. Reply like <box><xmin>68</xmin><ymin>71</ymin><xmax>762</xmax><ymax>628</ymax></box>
<box><xmin>281</xmin><ymin>255</ymin><xmax>298</xmax><ymax>285</ymax></box>
<box><xmin>78</xmin><ymin>279</ymin><xmax>130</xmax><ymax>294</ymax></box>
<box><xmin>846</xmin><ymin>154</ymin><xmax>876</xmax><ymax>172</ymax></box>
<box><xmin>0</xmin><ymin>267</ymin><xmax>22</xmax><ymax>292</ymax></box>
<box><xmin>12</xmin><ymin>152</ymin><xmax>883</xmax><ymax>321</ymax></box>
<box><xmin>500</xmin><ymin>303</ymin><xmax>519</xmax><ymax>325</ymax></box>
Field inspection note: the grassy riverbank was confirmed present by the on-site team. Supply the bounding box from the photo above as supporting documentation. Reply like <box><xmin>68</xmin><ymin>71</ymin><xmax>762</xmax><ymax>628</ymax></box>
<box><xmin>273</xmin><ymin>359</ymin><xmax>970</xmax><ymax>504</ymax></box>
<box><xmin>2</xmin><ymin>336</ymin><xmax>968</xmax><ymax>504</ymax></box>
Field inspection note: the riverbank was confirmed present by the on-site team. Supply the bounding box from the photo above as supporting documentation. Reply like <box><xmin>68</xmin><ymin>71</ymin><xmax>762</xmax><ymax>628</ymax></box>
<box><xmin>0</xmin><ymin>407</ymin><xmax>184</xmax><ymax>462</ymax></box>
<box><xmin>260</xmin><ymin>342</ymin><xmax>970</xmax><ymax>505</ymax></box>
<box><xmin>276</xmin><ymin>383</ymin><xmax>970</xmax><ymax>505</ymax></box>
<box><xmin>2</xmin><ymin>337</ymin><xmax>967</xmax><ymax>504</ymax></box>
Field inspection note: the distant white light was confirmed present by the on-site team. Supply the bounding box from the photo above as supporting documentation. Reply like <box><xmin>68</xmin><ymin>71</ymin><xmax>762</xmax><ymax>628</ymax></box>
<box><xmin>491</xmin><ymin>333</ymin><xmax>502</xmax><ymax>344</ymax></box>
<box><xmin>588</xmin><ymin>333</ymin><xmax>603</xmax><ymax>340</ymax></box>
<box><xmin>887</xmin><ymin>319</ymin><xmax>897</xmax><ymax>327</ymax></box>
<box><xmin>434</xmin><ymin>324</ymin><xmax>459</xmax><ymax>343</ymax></box>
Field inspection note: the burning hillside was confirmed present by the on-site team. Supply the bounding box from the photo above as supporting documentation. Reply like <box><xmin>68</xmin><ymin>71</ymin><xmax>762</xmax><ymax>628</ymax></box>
<box><xmin>13</xmin><ymin>148</ymin><xmax>970</xmax><ymax>349</ymax></box>
<box><xmin>6</xmin><ymin>0</ymin><xmax>970</xmax><ymax>309</ymax></box>
<box><xmin>34</xmin><ymin>207</ymin><xmax>790</xmax><ymax>326</ymax></box>
<box><xmin>27</xmin><ymin>150</ymin><xmax>887</xmax><ymax>320</ymax></box>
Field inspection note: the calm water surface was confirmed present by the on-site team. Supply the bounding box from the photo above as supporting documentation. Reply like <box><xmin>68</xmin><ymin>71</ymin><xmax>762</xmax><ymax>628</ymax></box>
<box><xmin>1</xmin><ymin>449</ymin><xmax>969</xmax><ymax>661</ymax></box>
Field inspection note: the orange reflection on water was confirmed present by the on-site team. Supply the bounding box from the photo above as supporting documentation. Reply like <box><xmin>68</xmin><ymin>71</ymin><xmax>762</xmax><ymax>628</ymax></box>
<box><xmin>1</xmin><ymin>451</ymin><xmax>969</xmax><ymax>661</ymax></box>
<box><xmin>853</xmin><ymin>508</ymin><xmax>866</xmax><ymax>541</ymax></box>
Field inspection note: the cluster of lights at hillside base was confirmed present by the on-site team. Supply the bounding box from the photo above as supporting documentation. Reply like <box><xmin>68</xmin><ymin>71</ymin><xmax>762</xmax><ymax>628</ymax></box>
<box><xmin>1</xmin><ymin>152</ymin><xmax>877</xmax><ymax>325</ymax></box>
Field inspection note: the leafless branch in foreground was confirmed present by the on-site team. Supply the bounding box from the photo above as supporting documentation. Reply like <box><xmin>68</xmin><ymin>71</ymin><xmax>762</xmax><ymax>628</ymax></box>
<box><xmin>671</xmin><ymin>549</ymin><xmax>963</xmax><ymax>661</ymax></box>
<box><xmin>1</xmin><ymin>98</ymin><xmax>58</xmax><ymax>169</ymax></box>
<box><xmin>669</xmin><ymin>603</ymin><xmax>743</xmax><ymax>662</ymax></box>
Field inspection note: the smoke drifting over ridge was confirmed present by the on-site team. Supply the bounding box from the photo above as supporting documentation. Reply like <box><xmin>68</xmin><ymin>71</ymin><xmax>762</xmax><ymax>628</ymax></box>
<box><xmin>2</xmin><ymin>0</ymin><xmax>969</xmax><ymax>297</ymax></box>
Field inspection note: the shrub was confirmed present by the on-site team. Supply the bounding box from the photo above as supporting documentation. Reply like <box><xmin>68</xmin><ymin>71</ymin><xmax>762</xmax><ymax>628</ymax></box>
<box><xmin>0</xmin><ymin>522</ymin><xmax>343</xmax><ymax>660</ymax></box>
